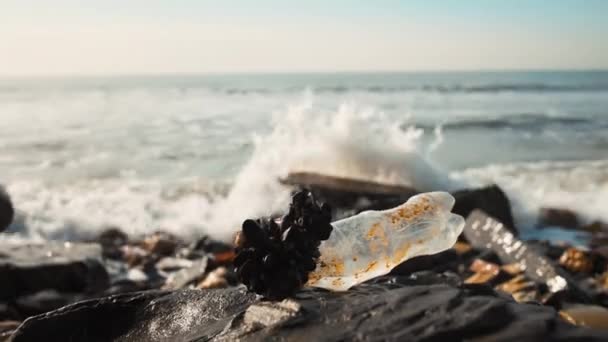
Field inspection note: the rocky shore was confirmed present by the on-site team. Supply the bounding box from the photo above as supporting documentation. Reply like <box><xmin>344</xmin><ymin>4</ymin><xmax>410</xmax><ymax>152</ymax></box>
<box><xmin>2</xmin><ymin>175</ymin><xmax>608</xmax><ymax>341</ymax></box>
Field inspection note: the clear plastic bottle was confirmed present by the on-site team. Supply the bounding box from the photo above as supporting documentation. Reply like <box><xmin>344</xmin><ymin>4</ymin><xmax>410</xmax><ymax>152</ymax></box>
<box><xmin>307</xmin><ymin>191</ymin><xmax>465</xmax><ymax>291</ymax></box>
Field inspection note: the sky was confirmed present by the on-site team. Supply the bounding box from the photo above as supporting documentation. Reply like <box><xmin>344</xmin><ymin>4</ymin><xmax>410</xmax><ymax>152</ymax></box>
<box><xmin>0</xmin><ymin>0</ymin><xmax>607</xmax><ymax>76</ymax></box>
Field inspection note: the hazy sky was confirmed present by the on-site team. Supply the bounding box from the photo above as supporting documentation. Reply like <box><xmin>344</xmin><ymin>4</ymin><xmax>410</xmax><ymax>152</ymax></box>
<box><xmin>1</xmin><ymin>0</ymin><xmax>607</xmax><ymax>75</ymax></box>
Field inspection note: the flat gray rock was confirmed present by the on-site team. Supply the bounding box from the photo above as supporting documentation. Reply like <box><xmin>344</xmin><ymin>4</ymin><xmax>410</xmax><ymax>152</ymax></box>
<box><xmin>0</xmin><ymin>241</ymin><xmax>109</xmax><ymax>300</ymax></box>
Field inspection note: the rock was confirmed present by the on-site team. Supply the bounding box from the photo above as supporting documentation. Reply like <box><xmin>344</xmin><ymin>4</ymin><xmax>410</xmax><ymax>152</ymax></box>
<box><xmin>9</xmin><ymin>290</ymin><xmax>173</xmax><ymax>342</ymax></box>
<box><xmin>465</xmin><ymin>259</ymin><xmax>503</xmax><ymax>285</ymax></box>
<box><xmin>97</xmin><ymin>228</ymin><xmax>129</xmax><ymax>259</ymax></box>
<box><xmin>496</xmin><ymin>275</ymin><xmax>539</xmax><ymax>303</ymax></box>
<box><xmin>0</xmin><ymin>186</ymin><xmax>14</xmax><ymax>232</ymax></box>
<box><xmin>0</xmin><ymin>304</ymin><xmax>19</xmax><ymax>322</ymax></box>
<box><xmin>156</xmin><ymin>257</ymin><xmax>193</xmax><ymax>273</ymax></box>
<box><xmin>0</xmin><ymin>241</ymin><xmax>109</xmax><ymax>300</ymax></box>
<box><xmin>121</xmin><ymin>245</ymin><xmax>149</xmax><ymax>267</ymax></box>
<box><xmin>197</xmin><ymin>267</ymin><xmax>229</xmax><ymax>289</ymax></box>
<box><xmin>191</xmin><ymin>236</ymin><xmax>233</xmax><ymax>255</ymax></box>
<box><xmin>539</xmin><ymin>207</ymin><xmax>580</xmax><ymax>229</ymax></box>
<box><xmin>559</xmin><ymin>247</ymin><xmax>594</xmax><ymax>274</ymax></box>
<box><xmin>0</xmin><ymin>321</ymin><xmax>20</xmax><ymax>340</ymax></box>
<box><xmin>162</xmin><ymin>257</ymin><xmax>208</xmax><ymax>290</ymax></box>
<box><xmin>10</xmin><ymin>274</ymin><xmax>608</xmax><ymax>341</ymax></box>
<box><xmin>452</xmin><ymin>184</ymin><xmax>516</xmax><ymax>235</ymax></box>
<box><xmin>15</xmin><ymin>290</ymin><xmax>84</xmax><ymax>317</ymax></box>
<box><xmin>142</xmin><ymin>232</ymin><xmax>179</xmax><ymax>257</ymax></box>
<box><xmin>560</xmin><ymin>305</ymin><xmax>608</xmax><ymax>330</ymax></box>
<box><xmin>501</xmin><ymin>263</ymin><xmax>524</xmax><ymax>276</ymax></box>
<box><xmin>9</xmin><ymin>288</ymin><xmax>256</xmax><ymax>342</ymax></box>
<box><xmin>452</xmin><ymin>241</ymin><xmax>473</xmax><ymax>256</ymax></box>
<box><xmin>280</xmin><ymin>172</ymin><xmax>418</xmax><ymax>217</ymax></box>
<box><xmin>581</xmin><ymin>221</ymin><xmax>608</xmax><ymax>233</ymax></box>
<box><xmin>597</xmin><ymin>272</ymin><xmax>608</xmax><ymax>290</ymax></box>
<box><xmin>211</xmin><ymin>250</ymin><xmax>235</xmax><ymax>265</ymax></box>
<box><xmin>390</xmin><ymin>249</ymin><xmax>461</xmax><ymax>276</ymax></box>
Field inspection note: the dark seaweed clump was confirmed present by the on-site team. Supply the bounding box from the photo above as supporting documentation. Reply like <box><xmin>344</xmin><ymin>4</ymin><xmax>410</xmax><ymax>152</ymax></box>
<box><xmin>234</xmin><ymin>190</ymin><xmax>333</xmax><ymax>300</ymax></box>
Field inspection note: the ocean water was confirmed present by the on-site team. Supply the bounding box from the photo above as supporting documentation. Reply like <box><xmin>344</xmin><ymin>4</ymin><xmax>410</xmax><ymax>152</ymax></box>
<box><xmin>1</xmin><ymin>71</ymin><xmax>607</xmax><ymax>242</ymax></box>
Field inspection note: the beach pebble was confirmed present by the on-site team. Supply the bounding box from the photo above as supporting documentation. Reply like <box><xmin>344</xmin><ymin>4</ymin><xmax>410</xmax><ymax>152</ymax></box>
<box><xmin>197</xmin><ymin>267</ymin><xmax>229</xmax><ymax>289</ymax></box>
<box><xmin>465</xmin><ymin>259</ymin><xmax>501</xmax><ymax>285</ymax></box>
<box><xmin>560</xmin><ymin>304</ymin><xmax>608</xmax><ymax>330</ymax></box>
<box><xmin>559</xmin><ymin>247</ymin><xmax>594</xmax><ymax>274</ymax></box>
<box><xmin>142</xmin><ymin>232</ymin><xmax>179</xmax><ymax>256</ymax></box>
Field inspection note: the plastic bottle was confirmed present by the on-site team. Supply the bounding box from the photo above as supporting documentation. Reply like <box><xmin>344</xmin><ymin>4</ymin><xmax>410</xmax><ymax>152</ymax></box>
<box><xmin>306</xmin><ymin>191</ymin><xmax>464</xmax><ymax>291</ymax></box>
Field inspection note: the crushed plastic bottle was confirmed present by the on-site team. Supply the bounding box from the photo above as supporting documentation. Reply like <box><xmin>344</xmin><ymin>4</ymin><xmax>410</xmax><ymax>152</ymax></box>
<box><xmin>306</xmin><ymin>191</ymin><xmax>465</xmax><ymax>291</ymax></box>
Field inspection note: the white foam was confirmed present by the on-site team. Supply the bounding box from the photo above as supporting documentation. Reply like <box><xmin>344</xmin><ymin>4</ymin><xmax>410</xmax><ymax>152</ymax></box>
<box><xmin>4</xmin><ymin>99</ymin><xmax>456</xmax><ymax>242</ymax></box>
<box><xmin>206</xmin><ymin>100</ymin><xmax>458</xmax><ymax>240</ymax></box>
<box><xmin>451</xmin><ymin>159</ymin><xmax>608</xmax><ymax>228</ymax></box>
<box><xmin>5</xmin><ymin>94</ymin><xmax>606</xmax><ymax>243</ymax></box>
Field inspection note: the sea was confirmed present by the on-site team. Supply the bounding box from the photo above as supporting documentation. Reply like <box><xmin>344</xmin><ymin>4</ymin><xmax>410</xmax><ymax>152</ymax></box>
<box><xmin>1</xmin><ymin>71</ymin><xmax>607</xmax><ymax>242</ymax></box>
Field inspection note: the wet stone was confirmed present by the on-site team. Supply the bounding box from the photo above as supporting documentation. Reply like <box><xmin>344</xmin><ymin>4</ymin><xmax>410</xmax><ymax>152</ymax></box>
<box><xmin>496</xmin><ymin>275</ymin><xmax>539</xmax><ymax>303</ymax></box>
<box><xmin>560</xmin><ymin>304</ymin><xmax>608</xmax><ymax>330</ymax></box>
<box><xmin>163</xmin><ymin>257</ymin><xmax>209</xmax><ymax>290</ymax></box>
<box><xmin>197</xmin><ymin>267</ymin><xmax>229</xmax><ymax>289</ymax></box>
<box><xmin>0</xmin><ymin>320</ymin><xmax>20</xmax><ymax>340</ymax></box>
<box><xmin>280</xmin><ymin>171</ymin><xmax>418</xmax><ymax>217</ymax></box>
<box><xmin>97</xmin><ymin>228</ymin><xmax>129</xmax><ymax>259</ymax></box>
<box><xmin>539</xmin><ymin>207</ymin><xmax>580</xmax><ymax>229</ymax></box>
<box><xmin>142</xmin><ymin>232</ymin><xmax>179</xmax><ymax>257</ymax></box>
<box><xmin>559</xmin><ymin>247</ymin><xmax>595</xmax><ymax>274</ymax></box>
<box><xmin>452</xmin><ymin>185</ymin><xmax>516</xmax><ymax>235</ymax></box>
<box><xmin>0</xmin><ymin>241</ymin><xmax>109</xmax><ymax>300</ymax></box>
<box><xmin>9</xmin><ymin>279</ymin><xmax>608</xmax><ymax>341</ymax></box>
<box><xmin>465</xmin><ymin>259</ymin><xmax>503</xmax><ymax>285</ymax></box>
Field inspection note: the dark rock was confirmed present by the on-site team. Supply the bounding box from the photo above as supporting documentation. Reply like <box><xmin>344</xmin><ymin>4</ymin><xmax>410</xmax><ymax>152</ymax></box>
<box><xmin>0</xmin><ymin>186</ymin><xmax>14</xmax><ymax>232</ymax></box>
<box><xmin>191</xmin><ymin>236</ymin><xmax>233</xmax><ymax>255</ymax></box>
<box><xmin>581</xmin><ymin>221</ymin><xmax>608</xmax><ymax>234</ymax></box>
<box><xmin>280</xmin><ymin>172</ymin><xmax>418</xmax><ymax>217</ymax></box>
<box><xmin>539</xmin><ymin>207</ymin><xmax>580</xmax><ymax>229</ymax></box>
<box><xmin>0</xmin><ymin>241</ymin><xmax>109</xmax><ymax>300</ymax></box>
<box><xmin>97</xmin><ymin>228</ymin><xmax>129</xmax><ymax>259</ymax></box>
<box><xmin>0</xmin><ymin>321</ymin><xmax>20</xmax><ymax>340</ymax></box>
<box><xmin>9</xmin><ymin>288</ymin><xmax>256</xmax><ymax>342</ymax></box>
<box><xmin>142</xmin><ymin>232</ymin><xmax>180</xmax><ymax>257</ymax></box>
<box><xmin>452</xmin><ymin>184</ymin><xmax>517</xmax><ymax>235</ymax></box>
<box><xmin>9</xmin><ymin>276</ymin><xmax>608</xmax><ymax>342</ymax></box>
<box><xmin>0</xmin><ymin>304</ymin><xmax>20</xmax><ymax>322</ymax></box>
<box><xmin>9</xmin><ymin>290</ymin><xmax>172</xmax><ymax>342</ymax></box>
<box><xmin>390</xmin><ymin>249</ymin><xmax>461</xmax><ymax>276</ymax></box>
<box><xmin>15</xmin><ymin>290</ymin><xmax>85</xmax><ymax>317</ymax></box>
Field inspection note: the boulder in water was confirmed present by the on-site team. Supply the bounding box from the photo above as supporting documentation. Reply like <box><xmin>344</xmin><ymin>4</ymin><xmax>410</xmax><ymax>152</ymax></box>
<box><xmin>280</xmin><ymin>172</ymin><xmax>418</xmax><ymax>217</ymax></box>
<box><xmin>452</xmin><ymin>184</ymin><xmax>517</xmax><ymax>235</ymax></box>
<box><xmin>0</xmin><ymin>186</ymin><xmax>14</xmax><ymax>232</ymax></box>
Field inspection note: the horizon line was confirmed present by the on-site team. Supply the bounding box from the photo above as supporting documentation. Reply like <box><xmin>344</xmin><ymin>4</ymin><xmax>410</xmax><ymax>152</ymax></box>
<box><xmin>2</xmin><ymin>68</ymin><xmax>608</xmax><ymax>80</ymax></box>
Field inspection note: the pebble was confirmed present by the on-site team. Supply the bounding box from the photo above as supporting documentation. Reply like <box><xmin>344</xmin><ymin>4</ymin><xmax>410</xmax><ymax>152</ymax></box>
<box><xmin>559</xmin><ymin>247</ymin><xmax>594</xmax><ymax>274</ymax></box>
<box><xmin>560</xmin><ymin>305</ymin><xmax>608</xmax><ymax>330</ymax></box>
<box><xmin>197</xmin><ymin>267</ymin><xmax>229</xmax><ymax>289</ymax></box>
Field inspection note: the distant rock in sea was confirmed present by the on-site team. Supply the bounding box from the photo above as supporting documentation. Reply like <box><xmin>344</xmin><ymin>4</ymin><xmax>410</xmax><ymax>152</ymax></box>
<box><xmin>0</xmin><ymin>185</ymin><xmax>14</xmax><ymax>232</ymax></box>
